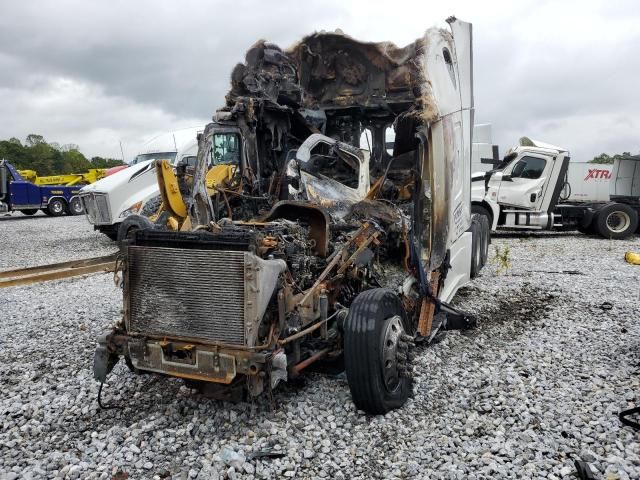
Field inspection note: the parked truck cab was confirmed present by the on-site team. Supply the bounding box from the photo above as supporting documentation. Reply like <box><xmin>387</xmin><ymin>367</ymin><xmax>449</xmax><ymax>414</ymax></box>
<box><xmin>472</xmin><ymin>138</ymin><xmax>640</xmax><ymax>238</ymax></box>
<box><xmin>79</xmin><ymin>132</ymin><xmax>200</xmax><ymax>240</ymax></box>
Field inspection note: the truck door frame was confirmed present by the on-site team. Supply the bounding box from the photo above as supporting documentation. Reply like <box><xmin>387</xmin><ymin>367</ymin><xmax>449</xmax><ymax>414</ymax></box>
<box><xmin>497</xmin><ymin>151</ymin><xmax>555</xmax><ymax>210</ymax></box>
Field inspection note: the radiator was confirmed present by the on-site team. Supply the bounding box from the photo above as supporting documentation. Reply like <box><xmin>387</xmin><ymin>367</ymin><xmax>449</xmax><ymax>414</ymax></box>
<box><xmin>126</xmin><ymin>246</ymin><xmax>246</xmax><ymax>345</ymax></box>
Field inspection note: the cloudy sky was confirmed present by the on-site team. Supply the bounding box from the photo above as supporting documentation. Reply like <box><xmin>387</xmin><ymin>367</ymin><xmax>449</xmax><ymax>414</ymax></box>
<box><xmin>1</xmin><ymin>0</ymin><xmax>639</xmax><ymax>161</ymax></box>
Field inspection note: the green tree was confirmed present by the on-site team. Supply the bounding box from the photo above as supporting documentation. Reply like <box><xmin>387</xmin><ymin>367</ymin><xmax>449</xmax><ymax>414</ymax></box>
<box><xmin>90</xmin><ymin>156</ymin><xmax>126</xmax><ymax>168</ymax></box>
<box><xmin>589</xmin><ymin>152</ymin><xmax>633</xmax><ymax>164</ymax></box>
<box><xmin>25</xmin><ymin>134</ymin><xmax>45</xmax><ymax>147</ymax></box>
<box><xmin>0</xmin><ymin>134</ymin><xmax>123</xmax><ymax>176</ymax></box>
<box><xmin>62</xmin><ymin>149</ymin><xmax>92</xmax><ymax>172</ymax></box>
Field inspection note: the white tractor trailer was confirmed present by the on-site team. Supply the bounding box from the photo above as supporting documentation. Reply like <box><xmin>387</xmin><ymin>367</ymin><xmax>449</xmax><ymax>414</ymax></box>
<box><xmin>472</xmin><ymin>138</ymin><xmax>640</xmax><ymax>239</ymax></box>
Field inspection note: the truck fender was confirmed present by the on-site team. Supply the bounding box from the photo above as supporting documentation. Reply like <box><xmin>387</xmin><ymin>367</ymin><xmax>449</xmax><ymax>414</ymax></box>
<box><xmin>472</xmin><ymin>200</ymin><xmax>499</xmax><ymax>231</ymax></box>
<box><xmin>47</xmin><ymin>195</ymin><xmax>68</xmax><ymax>207</ymax></box>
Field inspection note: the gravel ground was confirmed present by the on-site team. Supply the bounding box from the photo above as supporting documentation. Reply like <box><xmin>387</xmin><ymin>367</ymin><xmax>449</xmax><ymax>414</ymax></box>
<box><xmin>0</xmin><ymin>213</ymin><xmax>116</xmax><ymax>270</ymax></box>
<box><xmin>1</xmin><ymin>216</ymin><xmax>639</xmax><ymax>479</ymax></box>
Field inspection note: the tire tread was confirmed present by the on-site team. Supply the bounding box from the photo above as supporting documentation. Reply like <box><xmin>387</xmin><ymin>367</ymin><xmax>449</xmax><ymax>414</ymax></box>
<box><xmin>344</xmin><ymin>289</ymin><xmax>410</xmax><ymax>414</ymax></box>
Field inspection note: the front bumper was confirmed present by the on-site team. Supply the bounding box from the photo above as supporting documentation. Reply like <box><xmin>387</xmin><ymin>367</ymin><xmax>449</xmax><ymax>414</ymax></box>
<box><xmin>94</xmin><ymin>333</ymin><xmax>282</xmax><ymax>394</ymax></box>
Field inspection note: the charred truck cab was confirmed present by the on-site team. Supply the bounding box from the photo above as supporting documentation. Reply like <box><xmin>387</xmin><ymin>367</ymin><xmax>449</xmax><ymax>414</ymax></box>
<box><xmin>95</xmin><ymin>18</ymin><xmax>488</xmax><ymax>414</ymax></box>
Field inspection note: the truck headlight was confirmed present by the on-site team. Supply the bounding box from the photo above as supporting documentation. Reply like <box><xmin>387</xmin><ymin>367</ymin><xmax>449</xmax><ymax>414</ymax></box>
<box><xmin>119</xmin><ymin>201</ymin><xmax>143</xmax><ymax>218</ymax></box>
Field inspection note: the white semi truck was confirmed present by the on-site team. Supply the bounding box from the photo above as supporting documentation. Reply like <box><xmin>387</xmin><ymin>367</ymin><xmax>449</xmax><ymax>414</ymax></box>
<box><xmin>472</xmin><ymin>138</ymin><xmax>639</xmax><ymax>239</ymax></box>
<box><xmin>93</xmin><ymin>18</ymin><xmax>492</xmax><ymax>414</ymax></box>
<box><xmin>79</xmin><ymin>129</ymin><xmax>200</xmax><ymax>240</ymax></box>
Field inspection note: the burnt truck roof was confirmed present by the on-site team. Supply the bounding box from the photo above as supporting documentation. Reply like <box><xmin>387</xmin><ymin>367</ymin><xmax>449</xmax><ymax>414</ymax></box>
<box><xmin>223</xmin><ymin>29</ymin><xmax>450</xmax><ymax>121</ymax></box>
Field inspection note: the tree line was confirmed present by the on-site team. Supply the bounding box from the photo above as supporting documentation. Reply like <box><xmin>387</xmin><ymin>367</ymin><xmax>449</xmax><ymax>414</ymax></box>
<box><xmin>0</xmin><ymin>134</ymin><xmax>124</xmax><ymax>176</ymax></box>
<box><xmin>0</xmin><ymin>133</ymin><xmax>634</xmax><ymax>171</ymax></box>
<box><xmin>589</xmin><ymin>152</ymin><xmax>637</xmax><ymax>164</ymax></box>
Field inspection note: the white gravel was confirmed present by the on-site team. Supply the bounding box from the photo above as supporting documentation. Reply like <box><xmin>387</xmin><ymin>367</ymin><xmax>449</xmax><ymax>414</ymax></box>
<box><xmin>1</xmin><ymin>216</ymin><xmax>639</xmax><ymax>479</ymax></box>
<box><xmin>0</xmin><ymin>212</ymin><xmax>116</xmax><ymax>270</ymax></box>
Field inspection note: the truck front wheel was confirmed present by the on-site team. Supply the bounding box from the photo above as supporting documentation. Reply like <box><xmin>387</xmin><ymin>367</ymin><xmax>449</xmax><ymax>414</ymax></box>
<box><xmin>47</xmin><ymin>199</ymin><xmax>66</xmax><ymax>217</ymax></box>
<box><xmin>595</xmin><ymin>203</ymin><xmax>638</xmax><ymax>239</ymax></box>
<box><xmin>117</xmin><ymin>214</ymin><xmax>156</xmax><ymax>242</ymax></box>
<box><xmin>344</xmin><ymin>288</ymin><xmax>412</xmax><ymax>415</ymax></box>
<box><xmin>344</xmin><ymin>288</ymin><xmax>413</xmax><ymax>415</ymax></box>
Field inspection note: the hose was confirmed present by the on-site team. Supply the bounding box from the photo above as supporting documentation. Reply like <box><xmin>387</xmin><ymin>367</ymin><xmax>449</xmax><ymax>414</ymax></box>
<box><xmin>97</xmin><ymin>382</ymin><xmax>122</xmax><ymax>410</ymax></box>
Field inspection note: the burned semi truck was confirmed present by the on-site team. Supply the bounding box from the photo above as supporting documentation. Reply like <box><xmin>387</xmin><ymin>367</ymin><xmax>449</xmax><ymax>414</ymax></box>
<box><xmin>94</xmin><ymin>18</ymin><xmax>489</xmax><ymax>414</ymax></box>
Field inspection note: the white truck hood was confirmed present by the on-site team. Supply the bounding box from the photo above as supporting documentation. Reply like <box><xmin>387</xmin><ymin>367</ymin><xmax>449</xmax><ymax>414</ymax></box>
<box><xmin>80</xmin><ymin>160</ymin><xmax>154</xmax><ymax>194</ymax></box>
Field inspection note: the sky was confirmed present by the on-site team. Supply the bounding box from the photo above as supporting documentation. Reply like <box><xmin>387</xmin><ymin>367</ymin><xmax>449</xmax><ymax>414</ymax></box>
<box><xmin>1</xmin><ymin>0</ymin><xmax>639</xmax><ymax>162</ymax></box>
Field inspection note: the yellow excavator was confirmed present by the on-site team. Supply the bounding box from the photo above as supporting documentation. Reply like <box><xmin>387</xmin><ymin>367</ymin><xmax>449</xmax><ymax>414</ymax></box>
<box><xmin>116</xmin><ymin>128</ymin><xmax>243</xmax><ymax>240</ymax></box>
<box><xmin>150</xmin><ymin>160</ymin><xmax>237</xmax><ymax>231</ymax></box>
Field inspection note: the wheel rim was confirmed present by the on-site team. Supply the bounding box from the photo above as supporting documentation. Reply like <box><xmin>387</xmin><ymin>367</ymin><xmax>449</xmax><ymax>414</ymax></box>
<box><xmin>381</xmin><ymin>315</ymin><xmax>404</xmax><ymax>393</ymax></box>
<box><xmin>51</xmin><ymin>202</ymin><xmax>62</xmax><ymax>213</ymax></box>
<box><xmin>72</xmin><ymin>200</ymin><xmax>83</xmax><ymax>214</ymax></box>
<box><xmin>606</xmin><ymin>211</ymin><xmax>630</xmax><ymax>233</ymax></box>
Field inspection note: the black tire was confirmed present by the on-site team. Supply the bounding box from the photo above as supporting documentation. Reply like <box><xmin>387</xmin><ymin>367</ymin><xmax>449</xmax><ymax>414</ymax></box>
<box><xmin>477</xmin><ymin>214</ymin><xmax>490</xmax><ymax>268</ymax></box>
<box><xmin>20</xmin><ymin>209</ymin><xmax>38</xmax><ymax>216</ymax></box>
<box><xmin>117</xmin><ymin>214</ymin><xmax>156</xmax><ymax>242</ymax></box>
<box><xmin>344</xmin><ymin>288</ymin><xmax>412</xmax><ymax>415</ymax></box>
<box><xmin>470</xmin><ymin>214</ymin><xmax>482</xmax><ymax>278</ymax></box>
<box><xmin>594</xmin><ymin>203</ymin><xmax>638</xmax><ymax>240</ymax></box>
<box><xmin>42</xmin><ymin>209</ymin><xmax>54</xmax><ymax>216</ymax></box>
<box><xmin>67</xmin><ymin>197</ymin><xmax>84</xmax><ymax>216</ymax></box>
<box><xmin>47</xmin><ymin>198</ymin><xmax>66</xmax><ymax>217</ymax></box>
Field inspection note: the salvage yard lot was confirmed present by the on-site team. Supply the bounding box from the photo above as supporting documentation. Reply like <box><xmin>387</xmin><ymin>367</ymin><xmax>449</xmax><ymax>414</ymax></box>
<box><xmin>1</xmin><ymin>215</ymin><xmax>639</xmax><ymax>479</ymax></box>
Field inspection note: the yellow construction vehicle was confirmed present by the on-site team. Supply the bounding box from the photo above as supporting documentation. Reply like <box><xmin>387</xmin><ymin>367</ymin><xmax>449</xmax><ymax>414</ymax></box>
<box><xmin>154</xmin><ymin>160</ymin><xmax>238</xmax><ymax>230</ymax></box>
<box><xmin>149</xmin><ymin>160</ymin><xmax>237</xmax><ymax>231</ymax></box>
<box><xmin>17</xmin><ymin>169</ymin><xmax>107</xmax><ymax>186</ymax></box>
<box><xmin>114</xmin><ymin>157</ymin><xmax>238</xmax><ymax>241</ymax></box>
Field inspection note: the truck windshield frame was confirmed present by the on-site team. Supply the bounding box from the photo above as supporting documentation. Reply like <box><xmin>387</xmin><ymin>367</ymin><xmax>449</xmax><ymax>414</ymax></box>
<box><xmin>211</xmin><ymin>133</ymin><xmax>241</xmax><ymax>166</ymax></box>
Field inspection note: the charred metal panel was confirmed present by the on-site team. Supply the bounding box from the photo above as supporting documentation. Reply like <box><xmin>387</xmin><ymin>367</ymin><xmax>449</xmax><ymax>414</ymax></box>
<box><xmin>289</xmin><ymin>33</ymin><xmax>422</xmax><ymax>111</ymax></box>
<box><xmin>425</xmin><ymin>121</ymin><xmax>450</xmax><ymax>271</ymax></box>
